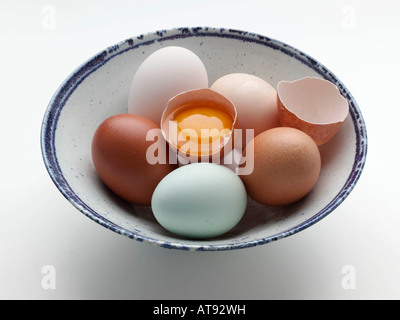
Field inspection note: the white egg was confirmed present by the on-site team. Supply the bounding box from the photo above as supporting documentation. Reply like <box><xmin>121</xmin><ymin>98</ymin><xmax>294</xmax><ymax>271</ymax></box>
<box><xmin>128</xmin><ymin>46</ymin><xmax>208</xmax><ymax>126</ymax></box>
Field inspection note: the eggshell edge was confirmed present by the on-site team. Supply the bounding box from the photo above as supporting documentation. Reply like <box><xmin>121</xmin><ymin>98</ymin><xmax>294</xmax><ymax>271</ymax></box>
<box><xmin>277</xmin><ymin>78</ymin><xmax>349</xmax><ymax>146</ymax></box>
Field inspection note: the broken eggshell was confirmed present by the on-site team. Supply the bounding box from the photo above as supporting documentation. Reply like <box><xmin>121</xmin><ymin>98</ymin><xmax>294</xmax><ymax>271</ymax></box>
<box><xmin>277</xmin><ymin>77</ymin><xmax>349</xmax><ymax>146</ymax></box>
<box><xmin>160</xmin><ymin>88</ymin><xmax>239</xmax><ymax>165</ymax></box>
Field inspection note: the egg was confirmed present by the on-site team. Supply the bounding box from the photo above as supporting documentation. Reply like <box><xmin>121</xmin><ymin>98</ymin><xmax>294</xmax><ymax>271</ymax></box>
<box><xmin>91</xmin><ymin>113</ymin><xmax>177</xmax><ymax>205</ymax></box>
<box><xmin>151</xmin><ymin>163</ymin><xmax>247</xmax><ymax>239</ymax></box>
<box><xmin>210</xmin><ymin>73</ymin><xmax>280</xmax><ymax>145</ymax></box>
<box><xmin>240</xmin><ymin>127</ymin><xmax>321</xmax><ymax>206</ymax></box>
<box><xmin>128</xmin><ymin>46</ymin><xmax>209</xmax><ymax>126</ymax></box>
<box><xmin>160</xmin><ymin>88</ymin><xmax>238</xmax><ymax>164</ymax></box>
<box><xmin>277</xmin><ymin>77</ymin><xmax>349</xmax><ymax>146</ymax></box>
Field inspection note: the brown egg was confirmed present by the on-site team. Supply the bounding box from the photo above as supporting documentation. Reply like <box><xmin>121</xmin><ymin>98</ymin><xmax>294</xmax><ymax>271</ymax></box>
<box><xmin>240</xmin><ymin>127</ymin><xmax>321</xmax><ymax>206</ymax></box>
<box><xmin>91</xmin><ymin>113</ymin><xmax>177</xmax><ymax>205</ymax></box>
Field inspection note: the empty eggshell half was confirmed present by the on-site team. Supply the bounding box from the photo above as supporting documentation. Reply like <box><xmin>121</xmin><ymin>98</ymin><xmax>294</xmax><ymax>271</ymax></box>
<box><xmin>277</xmin><ymin>77</ymin><xmax>349</xmax><ymax>146</ymax></box>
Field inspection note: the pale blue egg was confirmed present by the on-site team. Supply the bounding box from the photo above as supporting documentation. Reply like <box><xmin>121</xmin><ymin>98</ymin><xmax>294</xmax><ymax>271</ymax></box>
<box><xmin>151</xmin><ymin>163</ymin><xmax>247</xmax><ymax>239</ymax></box>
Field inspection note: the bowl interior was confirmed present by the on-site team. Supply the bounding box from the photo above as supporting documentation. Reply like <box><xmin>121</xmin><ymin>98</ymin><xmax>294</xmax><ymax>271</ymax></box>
<box><xmin>41</xmin><ymin>27</ymin><xmax>367</xmax><ymax>251</ymax></box>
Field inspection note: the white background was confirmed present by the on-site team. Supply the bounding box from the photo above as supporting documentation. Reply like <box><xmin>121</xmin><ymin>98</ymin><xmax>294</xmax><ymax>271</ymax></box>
<box><xmin>1</xmin><ymin>0</ymin><xmax>399</xmax><ymax>300</ymax></box>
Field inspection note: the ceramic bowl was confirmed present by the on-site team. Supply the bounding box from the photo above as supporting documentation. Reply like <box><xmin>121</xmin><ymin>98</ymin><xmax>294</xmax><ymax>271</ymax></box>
<box><xmin>41</xmin><ymin>27</ymin><xmax>367</xmax><ymax>251</ymax></box>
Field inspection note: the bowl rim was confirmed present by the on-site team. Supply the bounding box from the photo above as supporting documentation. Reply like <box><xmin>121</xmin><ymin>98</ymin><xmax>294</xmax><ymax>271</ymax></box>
<box><xmin>40</xmin><ymin>26</ymin><xmax>368</xmax><ymax>251</ymax></box>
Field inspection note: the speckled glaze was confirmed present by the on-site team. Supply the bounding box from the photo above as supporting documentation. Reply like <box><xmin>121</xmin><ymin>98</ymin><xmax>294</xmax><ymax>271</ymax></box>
<box><xmin>41</xmin><ymin>27</ymin><xmax>367</xmax><ymax>251</ymax></box>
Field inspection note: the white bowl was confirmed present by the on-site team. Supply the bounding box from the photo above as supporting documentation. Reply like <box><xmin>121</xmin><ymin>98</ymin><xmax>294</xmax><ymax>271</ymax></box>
<box><xmin>41</xmin><ymin>27</ymin><xmax>367</xmax><ymax>251</ymax></box>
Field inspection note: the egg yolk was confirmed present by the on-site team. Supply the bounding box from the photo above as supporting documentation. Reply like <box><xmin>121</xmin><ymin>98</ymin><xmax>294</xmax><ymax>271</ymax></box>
<box><xmin>170</xmin><ymin>102</ymin><xmax>234</xmax><ymax>156</ymax></box>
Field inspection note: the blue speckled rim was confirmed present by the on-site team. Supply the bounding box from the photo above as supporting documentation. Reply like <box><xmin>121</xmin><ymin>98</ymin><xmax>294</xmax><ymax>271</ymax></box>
<box><xmin>40</xmin><ymin>27</ymin><xmax>367</xmax><ymax>251</ymax></box>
